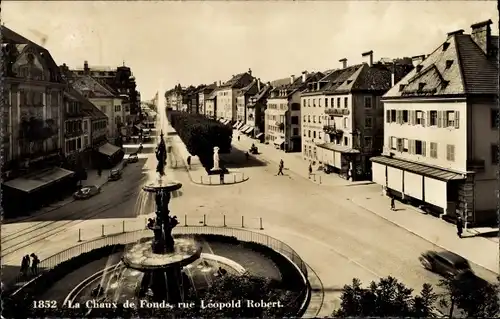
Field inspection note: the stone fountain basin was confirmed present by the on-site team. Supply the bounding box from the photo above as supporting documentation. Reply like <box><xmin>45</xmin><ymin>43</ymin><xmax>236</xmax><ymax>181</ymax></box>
<box><xmin>122</xmin><ymin>238</ymin><xmax>202</xmax><ymax>270</ymax></box>
<box><xmin>142</xmin><ymin>180</ymin><xmax>182</xmax><ymax>193</ymax></box>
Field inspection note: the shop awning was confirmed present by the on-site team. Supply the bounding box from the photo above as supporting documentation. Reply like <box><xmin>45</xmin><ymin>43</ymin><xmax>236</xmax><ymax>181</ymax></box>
<box><xmin>274</xmin><ymin>138</ymin><xmax>284</xmax><ymax>146</ymax></box>
<box><xmin>239</xmin><ymin>125</ymin><xmax>249</xmax><ymax>131</ymax></box>
<box><xmin>244</xmin><ymin>127</ymin><xmax>254</xmax><ymax>134</ymax></box>
<box><xmin>316</xmin><ymin>142</ymin><xmax>360</xmax><ymax>154</ymax></box>
<box><xmin>219</xmin><ymin>118</ymin><xmax>225</xmax><ymax>123</ymax></box>
<box><xmin>99</xmin><ymin>143</ymin><xmax>122</xmax><ymax>157</ymax></box>
<box><xmin>233</xmin><ymin>121</ymin><xmax>240</xmax><ymax>128</ymax></box>
<box><xmin>370</xmin><ymin>156</ymin><xmax>466</xmax><ymax>182</ymax></box>
<box><xmin>3</xmin><ymin>167</ymin><xmax>75</xmax><ymax>193</ymax></box>
<box><xmin>236</xmin><ymin>122</ymin><xmax>245</xmax><ymax>130</ymax></box>
<box><xmin>256</xmin><ymin>133</ymin><xmax>264</xmax><ymax>139</ymax></box>
<box><xmin>224</xmin><ymin>119</ymin><xmax>231</xmax><ymax>125</ymax></box>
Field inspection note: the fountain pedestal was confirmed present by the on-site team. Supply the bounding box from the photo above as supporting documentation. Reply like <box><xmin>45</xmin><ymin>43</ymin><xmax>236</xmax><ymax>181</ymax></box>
<box><xmin>121</xmin><ymin>131</ymin><xmax>202</xmax><ymax>304</ymax></box>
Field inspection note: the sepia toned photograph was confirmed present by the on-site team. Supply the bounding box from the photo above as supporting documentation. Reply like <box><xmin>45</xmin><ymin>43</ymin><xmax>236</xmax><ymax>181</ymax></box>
<box><xmin>1</xmin><ymin>1</ymin><xmax>498</xmax><ymax>318</ymax></box>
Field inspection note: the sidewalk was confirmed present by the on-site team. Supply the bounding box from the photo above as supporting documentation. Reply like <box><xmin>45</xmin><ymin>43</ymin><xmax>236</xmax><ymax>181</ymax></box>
<box><xmin>233</xmin><ymin>132</ymin><xmax>372</xmax><ymax>188</ymax></box>
<box><xmin>347</xmin><ymin>184</ymin><xmax>499</xmax><ymax>274</ymax></box>
<box><xmin>166</xmin><ymin>126</ymin><xmax>249</xmax><ymax>186</ymax></box>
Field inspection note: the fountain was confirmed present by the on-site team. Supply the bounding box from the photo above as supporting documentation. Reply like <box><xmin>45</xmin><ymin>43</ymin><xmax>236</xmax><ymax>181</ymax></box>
<box><xmin>121</xmin><ymin>130</ymin><xmax>201</xmax><ymax>303</ymax></box>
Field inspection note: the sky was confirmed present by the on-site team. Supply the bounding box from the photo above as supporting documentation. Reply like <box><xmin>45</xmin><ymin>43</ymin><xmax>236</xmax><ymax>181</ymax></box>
<box><xmin>3</xmin><ymin>1</ymin><xmax>498</xmax><ymax>101</ymax></box>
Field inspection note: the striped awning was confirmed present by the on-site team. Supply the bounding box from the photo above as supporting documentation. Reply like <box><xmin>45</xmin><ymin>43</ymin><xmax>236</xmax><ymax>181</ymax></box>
<box><xmin>273</xmin><ymin>138</ymin><xmax>284</xmax><ymax>146</ymax></box>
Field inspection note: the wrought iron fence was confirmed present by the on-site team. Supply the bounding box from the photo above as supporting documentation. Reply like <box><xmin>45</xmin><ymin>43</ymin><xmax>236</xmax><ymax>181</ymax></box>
<box><xmin>198</xmin><ymin>172</ymin><xmax>248</xmax><ymax>185</ymax></box>
<box><xmin>11</xmin><ymin>226</ymin><xmax>308</xmax><ymax>296</ymax></box>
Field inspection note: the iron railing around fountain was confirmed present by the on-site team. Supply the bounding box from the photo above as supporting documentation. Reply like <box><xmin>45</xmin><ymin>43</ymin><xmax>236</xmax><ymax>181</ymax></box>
<box><xmin>9</xmin><ymin>226</ymin><xmax>309</xmax><ymax>294</ymax></box>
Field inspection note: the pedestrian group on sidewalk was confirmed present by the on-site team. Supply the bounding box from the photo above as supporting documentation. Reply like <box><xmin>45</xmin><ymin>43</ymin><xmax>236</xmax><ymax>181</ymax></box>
<box><xmin>20</xmin><ymin>253</ymin><xmax>40</xmax><ymax>277</ymax></box>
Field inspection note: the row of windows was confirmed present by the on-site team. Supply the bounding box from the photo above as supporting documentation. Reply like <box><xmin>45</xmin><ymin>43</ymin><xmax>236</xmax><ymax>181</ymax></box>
<box><xmin>386</xmin><ymin>110</ymin><xmax>460</xmax><ymax>129</ymax></box>
<box><xmin>389</xmin><ymin>136</ymin><xmax>455</xmax><ymax>161</ymax></box>
<box><xmin>65</xmin><ymin>138</ymin><xmax>82</xmax><ymax>154</ymax></box>
<box><xmin>301</xmin><ymin>96</ymin><xmax>372</xmax><ymax>109</ymax></box>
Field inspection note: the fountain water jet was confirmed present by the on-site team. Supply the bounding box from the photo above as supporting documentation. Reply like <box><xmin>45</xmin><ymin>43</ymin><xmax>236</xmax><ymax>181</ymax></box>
<box><xmin>121</xmin><ymin>130</ymin><xmax>202</xmax><ymax>303</ymax></box>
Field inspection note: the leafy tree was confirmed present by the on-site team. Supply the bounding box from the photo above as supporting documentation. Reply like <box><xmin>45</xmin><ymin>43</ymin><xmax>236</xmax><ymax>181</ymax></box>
<box><xmin>333</xmin><ymin>276</ymin><xmax>437</xmax><ymax>318</ymax></box>
<box><xmin>438</xmin><ymin>274</ymin><xmax>499</xmax><ymax>318</ymax></box>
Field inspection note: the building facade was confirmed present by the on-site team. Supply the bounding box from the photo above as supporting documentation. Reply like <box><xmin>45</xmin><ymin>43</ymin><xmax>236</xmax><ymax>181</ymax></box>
<box><xmin>1</xmin><ymin>26</ymin><xmax>77</xmax><ymax>214</ymax></box>
<box><xmin>216</xmin><ymin>69</ymin><xmax>255</xmax><ymax>122</ymax></box>
<box><xmin>198</xmin><ymin>83</ymin><xmax>217</xmax><ymax>116</ymax></box>
<box><xmin>245</xmin><ymin>82</ymin><xmax>271</xmax><ymax>139</ymax></box>
<box><xmin>301</xmin><ymin>53</ymin><xmax>413</xmax><ymax>180</ymax></box>
<box><xmin>371</xmin><ymin>20</ymin><xmax>498</xmax><ymax>225</ymax></box>
<box><xmin>265</xmin><ymin>72</ymin><xmax>323</xmax><ymax>152</ymax></box>
<box><xmin>205</xmin><ymin>89</ymin><xmax>218</xmax><ymax>119</ymax></box>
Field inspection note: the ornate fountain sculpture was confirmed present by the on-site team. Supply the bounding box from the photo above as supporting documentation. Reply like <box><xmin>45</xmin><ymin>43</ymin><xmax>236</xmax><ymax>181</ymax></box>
<box><xmin>122</xmin><ymin>130</ymin><xmax>202</xmax><ymax>303</ymax></box>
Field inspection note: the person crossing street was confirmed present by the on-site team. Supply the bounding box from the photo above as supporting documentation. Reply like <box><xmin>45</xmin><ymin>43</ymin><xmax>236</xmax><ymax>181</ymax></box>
<box><xmin>277</xmin><ymin>159</ymin><xmax>284</xmax><ymax>175</ymax></box>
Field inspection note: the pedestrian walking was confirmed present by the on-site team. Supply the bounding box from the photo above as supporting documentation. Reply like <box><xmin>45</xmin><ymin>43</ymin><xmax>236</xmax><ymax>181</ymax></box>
<box><xmin>456</xmin><ymin>216</ymin><xmax>464</xmax><ymax>238</ymax></box>
<box><xmin>30</xmin><ymin>253</ymin><xmax>40</xmax><ymax>275</ymax></box>
<box><xmin>237</xmin><ymin>135</ymin><xmax>240</xmax><ymax>141</ymax></box>
<box><xmin>308</xmin><ymin>163</ymin><xmax>313</xmax><ymax>178</ymax></box>
<box><xmin>187</xmin><ymin>156</ymin><xmax>191</xmax><ymax>169</ymax></box>
<box><xmin>20</xmin><ymin>256</ymin><xmax>29</xmax><ymax>277</ymax></box>
<box><xmin>245</xmin><ymin>151</ymin><xmax>249</xmax><ymax>161</ymax></box>
<box><xmin>277</xmin><ymin>160</ymin><xmax>284</xmax><ymax>176</ymax></box>
<box><xmin>97</xmin><ymin>167</ymin><xmax>102</xmax><ymax>177</ymax></box>
<box><xmin>390</xmin><ymin>197</ymin><xmax>396</xmax><ymax>211</ymax></box>
<box><xmin>219</xmin><ymin>171</ymin><xmax>224</xmax><ymax>184</ymax></box>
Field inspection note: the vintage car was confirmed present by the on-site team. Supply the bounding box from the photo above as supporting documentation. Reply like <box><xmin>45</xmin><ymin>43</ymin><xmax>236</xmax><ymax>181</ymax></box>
<box><xmin>127</xmin><ymin>153</ymin><xmax>139</xmax><ymax>163</ymax></box>
<box><xmin>419</xmin><ymin>250</ymin><xmax>473</xmax><ymax>278</ymax></box>
<box><xmin>73</xmin><ymin>185</ymin><xmax>100</xmax><ymax>200</ymax></box>
<box><xmin>108</xmin><ymin>169</ymin><xmax>122</xmax><ymax>181</ymax></box>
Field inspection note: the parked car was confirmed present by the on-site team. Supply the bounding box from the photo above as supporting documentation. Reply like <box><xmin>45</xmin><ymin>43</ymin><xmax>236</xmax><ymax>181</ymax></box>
<box><xmin>127</xmin><ymin>153</ymin><xmax>139</xmax><ymax>163</ymax></box>
<box><xmin>74</xmin><ymin>185</ymin><xmax>100</xmax><ymax>200</ymax></box>
<box><xmin>108</xmin><ymin>169</ymin><xmax>122</xmax><ymax>181</ymax></box>
<box><xmin>419</xmin><ymin>250</ymin><xmax>473</xmax><ymax>278</ymax></box>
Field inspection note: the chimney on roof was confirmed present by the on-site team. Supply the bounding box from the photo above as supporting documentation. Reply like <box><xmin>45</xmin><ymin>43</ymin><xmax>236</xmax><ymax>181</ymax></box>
<box><xmin>411</xmin><ymin>55</ymin><xmax>426</xmax><ymax>67</ymax></box>
<box><xmin>290</xmin><ymin>75</ymin><xmax>295</xmax><ymax>84</ymax></box>
<box><xmin>248</xmin><ymin>68</ymin><xmax>252</xmax><ymax>76</ymax></box>
<box><xmin>218</xmin><ymin>80</ymin><xmax>222</xmax><ymax>86</ymax></box>
<box><xmin>447</xmin><ymin>29</ymin><xmax>464</xmax><ymax>36</ymax></box>
<box><xmin>301</xmin><ymin>71</ymin><xmax>308</xmax><ymax>82</ymax></box>
<box><xmin>339</xmin><ymin>58</ymin><xmax>347</xmax><ymax>69</ymax></box>
<box><xmin>84</xmin><ymin>60</ymin><xmax>89</xmax><ymax>74</ymax></box>
<box><xmin>257</xmin><ymin>78</ymin><xmax>261</xmax><ymax>91</ymax></box>
<box><xmin>470</xmin><ymin>19</ymin><xmax>493</xmax><ymax>56</ymax></box>
<box><xmin>361</xmin><ymin>50</ymin><xmax>374</xmax><ymax>67</ymax></box>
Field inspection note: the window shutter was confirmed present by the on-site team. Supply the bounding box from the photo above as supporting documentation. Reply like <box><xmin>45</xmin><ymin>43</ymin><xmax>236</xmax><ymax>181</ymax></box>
<box><xmin>437</xmin><ymin>111</ymin><xmax>443</xmax><ymax>128</ymax></box>
<box><xmin>397</xmin><ymin>110</ymin><xmax>401</xmax><ymax>124</ymax></box>
<box><xmin>411</xmin><ymin>140</ymin><xmax>415</xmax><ymax>154</ymax></box>
<box><xmin>386</xmin><ymin>110</ymin><xmax>391</xmax><ymax>123</ymax></box>
<box><xmin>409</xmin><ymin>111</ymin><xmax>414</xmax><ymax>125</ymax></box>
<box><xmin>422</xmin><ymin>141</ymin><xmax>427</xmax><ymax>156</ymax></box>
<box><xmin>455</xmin><ymin>111</ymin><xmax>460</xmax><ymax>129</ymax></box>
<box><xmin>388</xmin><ymin>136</ymin><xmax>393</xmax><ymax>149</ymax></box>
<box><xmin>422</xmin><ymin>112</ymin><xmax>426</xmax><ymax>127</ymax></box>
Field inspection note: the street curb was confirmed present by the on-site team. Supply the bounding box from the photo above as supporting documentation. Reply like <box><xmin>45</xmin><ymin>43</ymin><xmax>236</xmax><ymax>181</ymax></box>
<box><xmin>348</xmin><ymin>197</ymin><xmax>499</xmax><ymax>275</ymax></box>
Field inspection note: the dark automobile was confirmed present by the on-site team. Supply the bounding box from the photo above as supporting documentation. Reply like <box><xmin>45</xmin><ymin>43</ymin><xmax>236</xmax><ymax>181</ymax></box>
<box><xmin>108</xmin><ymin>169</ymin><xmax>122</xmax><ymax>181</ymax></box>
<box><xmin>73</xmin><ymin>185</ymin><xmax>100</xmax><ymax>200</ymax></box>
<box><xmin>419</xmin><ymin>250</ymin><xmax>473</xmax><ymax>278</ymax></box>
<box><xmin>127</xmin><ymin>153</ymin><xmax>139</xmax><ymax>163</ymax></box>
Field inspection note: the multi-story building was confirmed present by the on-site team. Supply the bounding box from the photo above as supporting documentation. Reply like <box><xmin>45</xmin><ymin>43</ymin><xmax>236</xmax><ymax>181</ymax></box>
<box><xmin>301</xmin><ymin>53</ymin><xmax>413</xmax><ymax>180</ymax></box>
<box><xmin>80</xmin><ymin>96</ymin><xmax>110</xmax><ymax>168</ymax></box>
<box><xmin>205</xmin><ymin>88</ymin><xmax>218</xmax><ymax>120</ymax></box>
<box><xmin>198</xmin><ymin>82</ymin><xmax>217</xmax><ymax>116</ymax></box>
<box><xmin>1</xmin><ymin>26</ymin><xmax>77</xmax><ymax>214</ymax></box>
<box><xmin>216</xmin><ymin>69</ymin><xmax>255</xmax><ymax>122</ymax></box>
<box><xmin>67</xmin><ymin>61</ymin><xmax>140</xmax><ymax>119</ymax></box>
<box><xmin>265</xmin><ymin>71</ymin><xmax>324</xmax><ymax>152</ymax></box>
<box><xmin>70</xmin><ymin>75</ymin><xmax>127</xmax><ymax>141</ymax></box>
<box><xmin>63</xmin><ymin>89</ymin><xmax>85</xmax><ymax>168</ymax></box>
<box><xmin>235</xmin><ymin>79</ymin><xmax>260</xmax><ymax>129</ymax></box>
<box><xmin>371</xmin><ymin>20</ymin><xmax>498</xmax><ymax>226</ymax></box>
<box><xmin>245</xmin><ymin>81</ymin><xmax>272</xmax><ymax>140</ymax></box>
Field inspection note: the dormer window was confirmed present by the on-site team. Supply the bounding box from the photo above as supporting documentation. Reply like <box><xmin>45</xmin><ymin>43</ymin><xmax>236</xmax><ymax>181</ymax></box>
<box><xmin>418</xmin><ymin>83</ymin><xmax>426</xmax><ymax>91</ymax></box>
<box><xmin>399</xmin><ymin>84</ymin><xmax>406</xmax><ymax>92</ymax></box>
<box><xmin>443</xmin><ymin>42</ymin><xmax>450</xmax><ymax>51</ymax></box>
<box><xmin>416</xmin><ymin>65</ymin><xmax>423</xmax><ymax>72</ymax></box>
<box><xmin>445</xmin><ymin>60</ymin><xmax>454</xmax><ymax>69</ymax></box>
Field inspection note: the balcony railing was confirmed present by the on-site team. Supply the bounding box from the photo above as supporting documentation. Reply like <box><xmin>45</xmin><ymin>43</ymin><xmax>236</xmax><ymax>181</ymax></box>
<box><xmin>325</xmin><ymin>108</ymin><xmax>349</xmax><ymax>116</ymax></box>
<box><xmin>323</xmin><ymin>125</ymin><xmax>343</xmax><ymax>135</ymax></box>
<box><xmin>467</xmin><ymin>159</ymin><xmax>485</xmax><ymax>172</ymax></box>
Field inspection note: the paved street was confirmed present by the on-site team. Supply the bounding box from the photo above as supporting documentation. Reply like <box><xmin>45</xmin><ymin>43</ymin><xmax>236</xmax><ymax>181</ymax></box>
<box><xmin>2</xmin><ymin>123</ymin><xmax>497</xmax><ymax>316</ymax></box>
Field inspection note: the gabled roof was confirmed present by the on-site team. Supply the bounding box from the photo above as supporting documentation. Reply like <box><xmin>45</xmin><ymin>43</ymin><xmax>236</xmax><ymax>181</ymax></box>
<box><xmin>206</xmin><ymin>89</ymin><xmax>218</xmax><ymax>100</ymax></box>
<box><xmin>71</xmin><ymin>88</ymin><xmax>107</xmax><ymax>120</ymax></box>
<box><xmin>247</xmin><ymin>85</ymin><xmax>272</xmax><ymax>107</ymax></box>
<box><xmin>71</xmin><ymin>75</ymin><xmax>118</xmax><ymax>98</ymax></box>
<box><xmin>385</xmin><ymin>29</ymin><xmax>498</xmax><ymax>99</ymax></box>
<box><xmin>269</xmin><ymin>72</ymin><xmax>325</xmax><ymax>98</ymax></box>
<box><xmin>1</xmin><ymin>26</ymin><xmax>63</xmax><ymax>82</ymax></box>
<box><xmin>220</xmin><ymin>72</ymin><xmax>253</xmax><ymax>89</ymax></box>
<box><xmin>238</xmin><ymin>80</ymin><xmax>259</xmax><ymax>96</ymax></box>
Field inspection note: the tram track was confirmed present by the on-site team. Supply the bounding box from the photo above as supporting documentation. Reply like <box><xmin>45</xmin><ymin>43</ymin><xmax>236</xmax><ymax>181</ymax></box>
<box><xmin>1</xmin><ymin>188</ymin><xmax>140</xmax><ymax>258</ymax></box>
